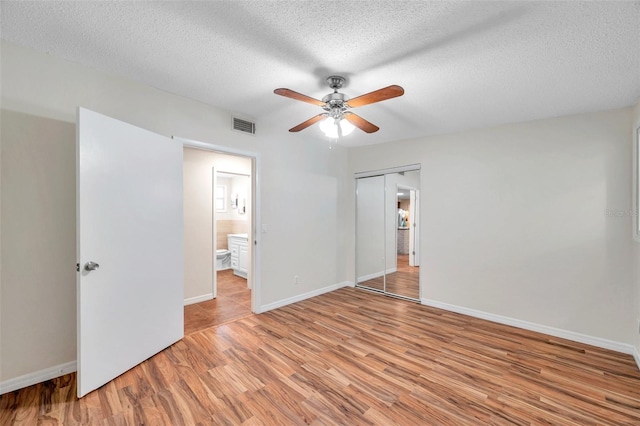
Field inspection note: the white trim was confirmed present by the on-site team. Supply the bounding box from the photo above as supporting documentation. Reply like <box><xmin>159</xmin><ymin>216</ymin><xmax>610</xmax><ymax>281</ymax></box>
<box><xmin>357</xmin><ymin>271</ymin><xmax>383</xmax><ymax>282</ymax></box>
<box><xmin>175</xmin><ymin>136</ymin><xmax>262</xmax><ymax>313</ymax></box>
<box><xmin>177</xmin><ymin>137</ymin><xmax>257</xmax><ymax>158</ymax></box>
<box><xmin>633</xmin><ymin>346</ymin><xmax>640</xmax><ymax>371</ymax></box>
<box><xmin>421</xmin><ymin>298</ymin><xmax>637</xmax><ymax>356</ymax></box>
<box><xmin>256</xmin><ymin>281</ymin><xmax>351</xmax><ymax>314</ymax></box>
<box><xmin>633</xmin><ymin>126</ymin><xmax>640</xmax><ymax>242</ymax></box>
<box><xmin>0</xmin><ymin>361</ymin><xmax>77</xmax><ymax>395</ymax></box>
<box><xmin>354</xmin><ymin>163</ymin><xmax>421</xmax><ymax>179</ymax></box>
<box><xmin>184</xmin><ymin>293</ymin><xmax>214</xmax><ymax>306</ymax></box>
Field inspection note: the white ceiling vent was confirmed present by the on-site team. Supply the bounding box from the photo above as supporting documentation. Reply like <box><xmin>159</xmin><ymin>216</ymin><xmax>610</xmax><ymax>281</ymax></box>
<box><xmin>232</xmin><ymin>116</ymin><xmax>256</xmax><ymax>135</ymax></box>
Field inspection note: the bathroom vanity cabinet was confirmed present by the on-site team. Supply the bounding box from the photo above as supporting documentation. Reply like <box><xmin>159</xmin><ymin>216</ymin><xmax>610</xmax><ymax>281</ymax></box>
<box><xmin>228</xmin><ymin>234</ymin><xmax>248</xmax><ymax>278</ymax></box>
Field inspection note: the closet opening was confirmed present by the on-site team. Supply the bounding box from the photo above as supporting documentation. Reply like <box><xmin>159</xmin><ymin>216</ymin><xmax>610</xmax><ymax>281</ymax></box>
<box><xmin>355</xmin><ymin>165</ymin><xmax>420</xmax><ymax>301</ymax></box>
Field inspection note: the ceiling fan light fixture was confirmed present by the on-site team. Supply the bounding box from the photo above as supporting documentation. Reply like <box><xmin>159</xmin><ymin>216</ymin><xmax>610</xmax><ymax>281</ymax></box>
<box><xmin>319</xmin><ymin>117</ymin><xmax>338</xmax><ymax>138</ymax></box>
<box><xmin>319</xmin><ymin>116</ymin><xmax>355</xmax><ymax>138</ymax></box>
<box><xmin>339</xmin><ymin>117</ymin><xmax>355</xmax><ymax>135</ymax></box>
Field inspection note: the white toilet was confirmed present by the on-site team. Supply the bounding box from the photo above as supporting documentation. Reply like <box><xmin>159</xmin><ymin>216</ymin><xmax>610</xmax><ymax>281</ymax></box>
<box><xmin>216</xmin><ymin>249</ymin><xmax>231</xmax><ymax>270</ymax></box>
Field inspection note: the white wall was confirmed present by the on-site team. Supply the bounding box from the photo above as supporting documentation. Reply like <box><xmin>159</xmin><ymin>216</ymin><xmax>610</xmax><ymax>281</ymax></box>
<box><xmin>0</xmin><ymin>41</ymin><xmax>349</xmax><ymax>386</ymax></box>
<box><xmin>1</xmin><ymin>109</ymin><xmax>77</xmax><ymax>382</ymax></box>
<box><xmin>349</xmin><ymin>107</ymin><xmax>635</xmax><ymax>345</ymax></box>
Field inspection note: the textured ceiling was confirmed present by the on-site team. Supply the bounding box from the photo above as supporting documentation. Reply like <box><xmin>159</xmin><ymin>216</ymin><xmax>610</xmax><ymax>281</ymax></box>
<box><xmin>1</xmin><ymin>1</ymin><xmax>639</xmax><ymax>147</ymax></box>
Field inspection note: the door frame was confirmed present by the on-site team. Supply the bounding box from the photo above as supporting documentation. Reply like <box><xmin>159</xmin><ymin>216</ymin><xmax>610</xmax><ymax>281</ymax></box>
<box><xmin>176</xmin><ymin>137</ymin><xmax>261</xmax><ymax>313</ymax></box>
<box><xmin>409</xmin><ymin>189</ymin><xmax>420</xmax><ymax>267</ymax></box>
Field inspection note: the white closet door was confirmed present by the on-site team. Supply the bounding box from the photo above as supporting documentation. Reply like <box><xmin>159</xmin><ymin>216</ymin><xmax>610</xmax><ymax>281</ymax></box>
<box><xmin>77</xmin><ymin>108</ymin><xmax>183</xmax><ymax>397</ymax></box>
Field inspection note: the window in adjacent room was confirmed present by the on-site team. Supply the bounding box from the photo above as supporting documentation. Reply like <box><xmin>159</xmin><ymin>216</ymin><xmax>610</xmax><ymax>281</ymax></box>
<box><xmin>215</xmin><ymin>184</ymin><xmax>227</xmax><ymax>212</ymax></box>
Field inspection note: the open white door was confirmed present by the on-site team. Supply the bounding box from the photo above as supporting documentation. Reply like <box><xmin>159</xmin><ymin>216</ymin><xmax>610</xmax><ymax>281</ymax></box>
<box><xmin>409</xmin><ymin>189</ymin><xmax>420</xmax><ymax>267</ymax></box>
<box><xmin>77</xmin><ymin>108</ymin><xmax>183</xmax><ymax>397</ymax></box>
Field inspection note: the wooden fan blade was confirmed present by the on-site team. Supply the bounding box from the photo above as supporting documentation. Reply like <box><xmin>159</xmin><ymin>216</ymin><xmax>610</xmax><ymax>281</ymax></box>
<box><xmin>274</xmin><ymin>88</ymin><xmax>326</xmax><ymax>107</ymax></box>
<box><xmin>289</xmin><ymin>113</ymin><xmax>328</xmax><ymax>132</ymax></box>
<box><xmin>346</xmin><ymin>85</ymin><xmax>404</xmax><ymax>108</ymax></box>
<box><xmin>343</xmin><ymin>112</ymin><xmax>379</xmax><ymax>133</ymax></box>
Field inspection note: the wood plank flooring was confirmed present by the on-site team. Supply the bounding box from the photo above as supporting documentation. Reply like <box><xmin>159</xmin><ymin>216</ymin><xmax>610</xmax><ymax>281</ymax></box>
<box><xmin>2</xmin><ymin>287</ymin><xmax>640</xmax><ymax>425</ymax></box>
<box><xmin>184</xmin><ymin>269</ymin><xmax>252</xmax><ymax>335</ymax></box>
<box><xmin>359</xmin><ymin>254</ymin><xmax>420</xmax><ymax>299</ymax></box>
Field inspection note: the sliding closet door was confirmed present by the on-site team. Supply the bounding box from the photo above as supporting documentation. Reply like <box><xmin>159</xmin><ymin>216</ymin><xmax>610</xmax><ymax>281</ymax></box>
<box><xmin>355</xmin><ymin>167</ymin><xmax>421</xmax><ymax>301</ymax></box>
<box><xmin>356</xmin><ymin>175</ymin><xmax>385</xmax><ymax>292</ymax></box>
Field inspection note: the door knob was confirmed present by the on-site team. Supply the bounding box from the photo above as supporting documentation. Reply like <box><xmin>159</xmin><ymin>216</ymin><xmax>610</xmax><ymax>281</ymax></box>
<box><xmin>84</xmin><ymin>261</ymin><xmax>100</xmax><ymax>271</ymax></box>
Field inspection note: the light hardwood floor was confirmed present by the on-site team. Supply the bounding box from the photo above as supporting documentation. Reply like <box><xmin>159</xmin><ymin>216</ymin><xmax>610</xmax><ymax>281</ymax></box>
<box><xmin>184</xmin><ymin>269</ymin><xmax>252</xmax><ymax>335</ymax></box>
<box><xmin>1</xmin><ymin>287</ymin><xmax>639</xmax><ymax>424</ymax></box>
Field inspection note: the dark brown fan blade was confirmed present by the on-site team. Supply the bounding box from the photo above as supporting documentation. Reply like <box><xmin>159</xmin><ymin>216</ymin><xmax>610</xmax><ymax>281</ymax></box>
<box><xmin>346</xmin><ymin>85</ymin><xmax>404</xmax><ymax>108</ymax></box>
<box><xmin>343</xmin><ymin>112</ymin><xmax>379</xmax><ymax>133</ymax></box>
<box><xmin>274</xmin><ymin>88</ymin><xmax>326</xmax><ymax>107</ymax></box>
<box><xmin>289</xmin><ymin>113</ymin><xmax>328</xmax><ymax>132</ymax></box>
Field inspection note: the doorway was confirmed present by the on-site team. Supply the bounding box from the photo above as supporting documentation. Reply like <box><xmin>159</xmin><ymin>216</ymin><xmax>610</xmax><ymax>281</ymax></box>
<box><xmin>212</xmin><ymin>170</ymin><xmax>251</xmax><ymax>326</ymax></box>
<box><xmin>181</xmin><ymin>141</ymin><xmax>259</xmax><ymax>334</ymax></box>
<box><xmin>355</xmin><ymin>166</ymin><xmax>420</xmax><ymax>301</ymax></box>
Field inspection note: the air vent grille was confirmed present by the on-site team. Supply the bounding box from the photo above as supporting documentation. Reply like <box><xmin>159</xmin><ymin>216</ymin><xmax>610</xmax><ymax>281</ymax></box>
<box><xmin>232</xmin><ymin>117</ymin><xmax>256</xmax><ymax>135</ymax></box>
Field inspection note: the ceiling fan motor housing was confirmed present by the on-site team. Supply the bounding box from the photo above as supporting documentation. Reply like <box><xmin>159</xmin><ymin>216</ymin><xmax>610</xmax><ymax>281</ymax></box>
<box><xmin>322</xmin><ymin>92</ymin><xmax>349</xmax><ymax>119</ymax></box>
<box><xmin>322</xmin><ymin>92</ymin><xmax>349</xmax><ymax>110</ymax></box>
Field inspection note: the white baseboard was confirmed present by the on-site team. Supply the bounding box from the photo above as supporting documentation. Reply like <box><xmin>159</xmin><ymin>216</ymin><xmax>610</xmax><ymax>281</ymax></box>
<box><xmin>357</xmin><ymin>271</ymin><xmax>384</xmax><ymax>282</ymax></box>
<box><xmin>256</xmin><ymin>281</ymin><xmax>351</xmax><ymax>314</ymax></box>
<box><xmin>632</xmin><ymin>346</ymin><xmax>640</xmax><ymax>371</ymax></box>
<box><xmin>421</xmin><ymin>298</ymin><xmax>637</xmax><ymax>357</ymax></box>
<box><xmin>184</xmin><ymin>293</ymin><xmax>213</xmax><ymax>306</ymax></box>
<box><xmin>357</xmin><ymin>268</ymin><xmax>397</xmax><ymax>283</ymax></box>
<box><xmin>0</xmin><ymin>361</ymin><xmax>77</xmax><ymax>395</ymax></box>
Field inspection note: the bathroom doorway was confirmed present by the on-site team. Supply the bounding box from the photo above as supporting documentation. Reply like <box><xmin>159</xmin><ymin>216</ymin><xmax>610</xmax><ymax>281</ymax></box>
<box><xmin>182</xmin><ymin>143</ymin><xmax>257</xmax><ymax>334</ymax></box>
<box><xmin>212</xmin><ymin>170</ymin><xmax>252</xmax><ymax>324</ymax></box>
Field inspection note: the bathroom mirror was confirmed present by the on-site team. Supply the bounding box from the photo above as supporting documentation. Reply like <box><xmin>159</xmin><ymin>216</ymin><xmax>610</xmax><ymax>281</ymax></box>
<box><xmin>355</xmin><ymin>166</ymin><xmax>420</xmax><ymax>301</ymax></box>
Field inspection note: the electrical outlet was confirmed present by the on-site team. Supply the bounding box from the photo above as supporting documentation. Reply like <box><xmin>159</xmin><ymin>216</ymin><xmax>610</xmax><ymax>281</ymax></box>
<box><xmin>293</xmin><ymin>275</ymin><xmax>299</xmax><ymax>285</ymax></box>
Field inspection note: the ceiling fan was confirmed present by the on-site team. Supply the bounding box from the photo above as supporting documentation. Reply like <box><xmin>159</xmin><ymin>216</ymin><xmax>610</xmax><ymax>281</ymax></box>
<box><xmin>274</xmin><ymin>76</ymin><xmax>404</xmax><ymax>137</ymax></box>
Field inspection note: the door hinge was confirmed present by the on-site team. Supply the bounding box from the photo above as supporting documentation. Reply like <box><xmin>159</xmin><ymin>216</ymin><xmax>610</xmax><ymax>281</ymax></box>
<box><xmin>76</xmin><ymin>263</ymin><xmax>80</xmax><ymax>272</ymax></box>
